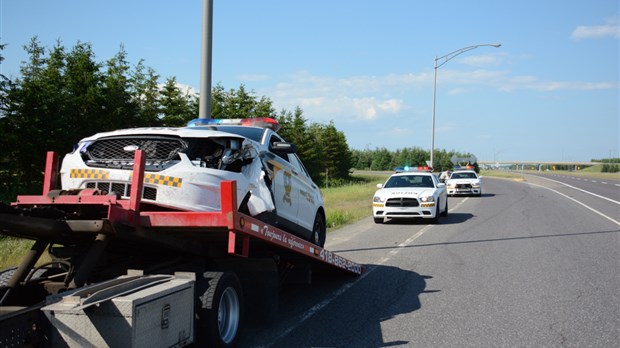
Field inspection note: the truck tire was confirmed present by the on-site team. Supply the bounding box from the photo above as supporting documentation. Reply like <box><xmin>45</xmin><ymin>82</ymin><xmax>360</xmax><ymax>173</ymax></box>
<box><xmin>0</xmin><ymin>267</ymin><xmax>17</xmax><ymax>288</ymax></box>
<box><xmin>310</xmin><ymin>212</ymin><xmax>326</xmax><ymax>248</ymax></box>
<box><xmin>196</xmin><ymin>271</ymin><xmax>243</xmax><ymax>348</ymax></box>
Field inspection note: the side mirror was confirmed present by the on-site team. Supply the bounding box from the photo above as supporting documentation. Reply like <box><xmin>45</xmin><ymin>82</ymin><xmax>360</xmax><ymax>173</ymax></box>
<box><xmin>376</xmin><ymin>183</ymin><xmax>383</xmax><ymax>189</ymax></box>
<box><xmin>270</xmin><ymin>141</ymin><xmax>297</xmax><ymax>154</ymax></box>
<box><xmin>437</xmin><ymin>183</ymin><xmax>446</xmax><ymax>188</ymax></box>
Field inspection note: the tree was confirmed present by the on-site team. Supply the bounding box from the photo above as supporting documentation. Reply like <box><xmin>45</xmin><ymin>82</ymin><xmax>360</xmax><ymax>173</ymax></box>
<box><xmin>159</xmin><ymin>77</ymin><xmax>193</xmax><ymax>126</ymax></box>
<box><xmin>100</xmin><ymin>45</ymin><xmax>140</xmax><ymax>130</ymax></box>
<box><xmin>130</xmin><ymin>61</ymin><xmax>162</xmax><ymax>126</ymax></box>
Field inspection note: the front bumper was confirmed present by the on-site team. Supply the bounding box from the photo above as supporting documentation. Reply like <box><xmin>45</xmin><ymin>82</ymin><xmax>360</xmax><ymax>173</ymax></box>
<box><xmin>372</xmin><ymin>202</ymin><xmax>437</xmax><ymax>219</ymax></box>
<box><xmin>447</xmin><ymin>187</ymin><xmax>481</xmax><ymax>195</ymax></box>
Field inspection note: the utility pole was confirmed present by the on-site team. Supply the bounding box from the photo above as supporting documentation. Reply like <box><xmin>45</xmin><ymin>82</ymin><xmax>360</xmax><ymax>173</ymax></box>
<box><xmin>198</xmin><ymin>0</ymin><xmax>213</xmax><ymax>119</ymax></box>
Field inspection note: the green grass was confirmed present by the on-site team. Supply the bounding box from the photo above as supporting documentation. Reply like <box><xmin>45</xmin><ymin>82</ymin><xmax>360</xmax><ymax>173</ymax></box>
<box><xmin>0</xmin><ymin>237</ymin><xmax>53</xmax><ymax>270</ymax></box>
<box><xmin>323</xmin><ymin>173</ymin><xmax>389</xmax><ymax>230</ymax></box>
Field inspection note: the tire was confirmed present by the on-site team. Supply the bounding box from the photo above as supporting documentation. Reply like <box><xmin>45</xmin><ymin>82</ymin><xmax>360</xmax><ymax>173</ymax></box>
<box><xmin>430</xmin><ymin>200</ymin><xmax>440</xmax><ymax>224</ymax></box>
<box><xmin>196</xmin><ymin>272</ymin><xmax>243</xmax><ymax>348</ymax></box>
<box><xmin>310</xmin><ymin>212</ymin><xmax>326</xmax><ymax>247</ymax></box>
<box><xmin>373</xmin><ymin>217</ymin><xmax>383</xmax><ymax>224</ymax></box>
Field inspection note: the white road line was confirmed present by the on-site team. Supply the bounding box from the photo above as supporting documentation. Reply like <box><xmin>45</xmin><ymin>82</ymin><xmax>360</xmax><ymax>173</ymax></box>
<box><xmin>532</xmin><ymin>175</ymin><xmax>620</xmax><ymax>205</ymax></box>
<box><xmin>272</xmin><ymin>197</ymin><xmax>470</xmax><ymax>345</ymax></box>
<box><xmin>528</xmin><ymin>182</ymin><xmax>620</xmax><ymax>226</ymax></box>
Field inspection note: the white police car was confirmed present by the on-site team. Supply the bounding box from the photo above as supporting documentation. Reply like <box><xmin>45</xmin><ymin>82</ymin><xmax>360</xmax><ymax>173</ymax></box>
<box><xmin>372</xmin><ymin>171</ymin><xmax>448</xmax><ymax>224</ymax></box>
<box><xmin>446</xmin><ymin>169</ymin><xmax>482</xmax><ymax>196</ymax></box>
<box><xmin>60</xmin><ymin>117</ymin><xmax>327</xmax><ymax>246</ymax></box>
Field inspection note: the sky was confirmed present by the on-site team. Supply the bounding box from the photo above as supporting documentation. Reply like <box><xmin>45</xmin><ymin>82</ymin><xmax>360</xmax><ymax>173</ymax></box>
<box><xmin>1</xmin><ymin>0</ymin><xmax>618</xmax><ymax>163</ymax></box>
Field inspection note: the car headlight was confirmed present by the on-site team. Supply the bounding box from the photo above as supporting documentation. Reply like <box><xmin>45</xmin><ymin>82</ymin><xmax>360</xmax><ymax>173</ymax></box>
<box><xmin>373</xmin><ymin>196</ymin><xmax>385</xmax><ymax>203</ymax></box>
<box><xmin>472</xmin><ymin>181</ymin><xmax>480</xmax><ymax>187</ymax></box>
<box><xmin>446</xmin><ymin>182</ymin><xmax>455</xmax><ymax>188</ymax></box>
<box><xmin>420</xmin><ymin>196</ymin><xmax>435</xmax><ymax>202</ymax></box>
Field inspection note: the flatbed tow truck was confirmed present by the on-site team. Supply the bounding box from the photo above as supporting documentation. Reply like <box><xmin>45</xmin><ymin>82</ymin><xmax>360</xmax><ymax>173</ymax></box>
<box><xmin>0</xmin><ymin>150</ymin><xmax>363</xmax><ymax>347</ymax></box>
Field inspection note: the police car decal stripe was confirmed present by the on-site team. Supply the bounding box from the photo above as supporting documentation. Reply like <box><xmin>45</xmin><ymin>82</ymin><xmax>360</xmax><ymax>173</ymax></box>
<box><xmin>144</xmin><ymin>174</ymin><xmax>183</xmax><ymax>188</ymax></box>
<box><xmin>70</xmin><ymin>169</ymin><xmax>109</xmax><ymax>179</ymax></box>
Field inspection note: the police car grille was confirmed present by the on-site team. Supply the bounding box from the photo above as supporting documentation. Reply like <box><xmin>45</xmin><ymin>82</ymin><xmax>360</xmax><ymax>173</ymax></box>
<box><xmin>386</xmin><ymin>197</ymin><xmax>419</xmax><ymax>207</ymax></box>
<box><xmin>85</xmin><ymin>136</ymin><xmax>187</xmax><ymax>169</ymax></box>
<box><xmin>456</xmin><ymin>184</ymin><xmax>472</xmax><ymax>189</ymax></box>
<box><xmin>86</xmin><ymin>182</ymin><xmax>157</xmax><ymax>200</ymax></box>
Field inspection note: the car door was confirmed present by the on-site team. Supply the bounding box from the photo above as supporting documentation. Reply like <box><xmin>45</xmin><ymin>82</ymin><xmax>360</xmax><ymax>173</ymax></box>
<box><xmin>265</xmin><ymin>135</ymin><xmax>300</xmax><ymax>229</ymax></box>
<box><xmin>286</xmin><ymin>153</ymin><xmax>317</xmax><ymax>232</ymax></box>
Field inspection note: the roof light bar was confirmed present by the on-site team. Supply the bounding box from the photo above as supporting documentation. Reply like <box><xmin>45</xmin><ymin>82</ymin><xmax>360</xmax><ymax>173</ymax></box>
<box><xmin>187</xmin><ymin>117</ymin><xmax>281</xmax><ymax>131</ymax></box>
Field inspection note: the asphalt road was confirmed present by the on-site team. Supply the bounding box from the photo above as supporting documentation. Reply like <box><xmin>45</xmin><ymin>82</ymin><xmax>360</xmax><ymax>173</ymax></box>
<box><xmin>238</xmin><ymin>175</ymin><xmax>620</xmax><ymax>347</ymax></box>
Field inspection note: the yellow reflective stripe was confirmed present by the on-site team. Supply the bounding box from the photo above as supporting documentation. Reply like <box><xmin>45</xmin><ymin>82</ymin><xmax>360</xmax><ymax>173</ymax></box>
<box><xmin>144</xmin><ymin>174</ymin><xmax>183</xmax><ymax>188</ymax></box>
<box><xmin>70</xmin><ymin>169</ymin><xmax>109</xmax><ymax>179</ymax></box>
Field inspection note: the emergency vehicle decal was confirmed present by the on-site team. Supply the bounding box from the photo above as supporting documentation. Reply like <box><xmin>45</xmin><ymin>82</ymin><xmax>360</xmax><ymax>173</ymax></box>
<box><xmin>70</xmin><ymin>169</ymin><xmax>109</xmax><ymax>179</ymax></box>
<box><xmin>267</xmin><ymin>159</ymin><xmax>293</xmax><ymax>206</ymax></box>
<box><xmin>143</xmin><ymin>174</ymin><xmax>183</xmax><ymax>188</ymax></box>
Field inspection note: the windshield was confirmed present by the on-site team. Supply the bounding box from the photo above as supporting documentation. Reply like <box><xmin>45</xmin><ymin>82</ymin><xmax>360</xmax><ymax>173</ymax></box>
<box><xmin>210</xmin><ymin>126</ymin><xmax>266</xmax><ymax>143</ymax></box>
<box><xmin>451</xmin><ymin>172</ymin><xmax>477</xmax><ymax>179</ymax></box>
<box><xmin>384</xmin><ymin>175</ymin><xmax>435</xmax><ymax>188</ymax></box>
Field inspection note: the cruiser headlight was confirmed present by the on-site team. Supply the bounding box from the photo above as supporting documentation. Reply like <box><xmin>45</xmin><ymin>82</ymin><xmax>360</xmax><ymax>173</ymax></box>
<box><xmin>373</xmin><ymin>196</ymin><xmax>385</xmax><ymax>203</ymax></box>
<box><xmin>420</xmin><ymin>196</ymin><xmax>435</xmax><ymax>202</ymax></box>
<box><xmin>472</xmin><ymin>181</ymin><xmax>480</xmax><ymax>187</ymax></box>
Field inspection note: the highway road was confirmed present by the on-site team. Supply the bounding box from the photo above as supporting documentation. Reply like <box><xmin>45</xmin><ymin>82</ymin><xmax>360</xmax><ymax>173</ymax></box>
<box><xmin>239</xmin><ymin>175</ymin><xmax>620</xmax><ymax>347</ymax></box>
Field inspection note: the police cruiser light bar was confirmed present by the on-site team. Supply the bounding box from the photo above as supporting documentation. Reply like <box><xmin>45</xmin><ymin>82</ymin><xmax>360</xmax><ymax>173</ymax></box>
<box><xmin>187</xmin><ymin>117</ymin><xmax>281</xmax><ymax>131</ymax></box>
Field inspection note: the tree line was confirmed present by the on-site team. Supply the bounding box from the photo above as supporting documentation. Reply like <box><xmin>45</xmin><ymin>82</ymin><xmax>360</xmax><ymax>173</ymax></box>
<box><xmin>0</xmin><ymin>38</ymin><xmax>351</xmax><ymax>199</ymax></box>
<box><xmin>0</xmin><ymin>37</ymin><xmax>477</xmax><ymax>202</ymax></box>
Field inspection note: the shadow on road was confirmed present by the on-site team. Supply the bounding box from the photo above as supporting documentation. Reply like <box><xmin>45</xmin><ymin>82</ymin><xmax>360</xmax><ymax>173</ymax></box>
<box><xmin>381</xmin><ymin>212</ymin><xmax>474</xmax><ymax>225</ymax></box>
<box><xmin>238</xmin><ymin>264</ymin><xmax>435</xmax><ymax>347</ymax></box>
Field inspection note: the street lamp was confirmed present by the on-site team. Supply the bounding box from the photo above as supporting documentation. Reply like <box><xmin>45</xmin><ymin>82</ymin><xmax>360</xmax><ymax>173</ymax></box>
<box><xmin>430</xmin><ymin>43</ymin><xmax>501</xmax><ymax>170</ymax></box>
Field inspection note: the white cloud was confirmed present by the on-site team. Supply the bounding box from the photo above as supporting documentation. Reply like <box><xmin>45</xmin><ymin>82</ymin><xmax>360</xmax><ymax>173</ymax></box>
<box><xmin>571</xmin><ymin>19</ymin><xmax>620</xmax><ymax>40</ymax></box>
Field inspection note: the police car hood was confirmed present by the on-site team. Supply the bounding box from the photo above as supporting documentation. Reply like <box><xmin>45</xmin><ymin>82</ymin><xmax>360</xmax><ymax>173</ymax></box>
<box><xmin>377</xmin><ymin>187</ymin><xmax>436</xmax><ymax>197</ymax></box>
<box><xmin>448</xmin><ymin>178</ymin><xmax>479</xmax><ymax>184</ymax></box>
<box><xmin>78</xmin><ymin>127</ymin><xmax>248</xmax><ymax>142</ymax></box>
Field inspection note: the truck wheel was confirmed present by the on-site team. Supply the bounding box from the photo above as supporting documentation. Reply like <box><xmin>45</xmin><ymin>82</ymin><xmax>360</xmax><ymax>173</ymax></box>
<box><xmin>310</xmin><ymin>212</ymin><xmax>326</xmax><ymax>247</ymax></box>
<box><xmin>0</xmin><ymin>267</ymin><xmax>17</xmax><ymax>288</ymax></box>
<box><xmin>196</xmin><ymin>271</ymin><xmax>243</xmax><ymax>348</ymax></box>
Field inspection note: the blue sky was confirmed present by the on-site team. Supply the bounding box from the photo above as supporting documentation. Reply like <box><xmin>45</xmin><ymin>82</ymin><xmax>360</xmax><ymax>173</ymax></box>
<box><xmin>1</xmin><ymin>0</ymin><xmax>618</xmax><ymax>162</ymax></box>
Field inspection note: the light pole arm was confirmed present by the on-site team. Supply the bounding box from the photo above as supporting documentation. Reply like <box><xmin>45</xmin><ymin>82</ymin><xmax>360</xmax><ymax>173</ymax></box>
<box><xmin>435</xmin><ymin>43</ymin><xmax>501</xmax><ymax>69</ymax></box>
<box><xmin>430</xmin><ymin>43</ymin><xmax>501</xmax><ymax>170</ymax></box>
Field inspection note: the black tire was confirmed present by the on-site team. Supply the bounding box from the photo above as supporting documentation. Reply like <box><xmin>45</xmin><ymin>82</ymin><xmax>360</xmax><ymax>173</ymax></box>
<box><xmin>430</xmin><ymin>200</ymin><xmax>440</xmax><ymax>224</ymax></box>
<box><xmin>373</xmin><ymin>217</ymin><xmax>383</xmax><ymax>224</ymax></box>
<box><xmin>196</xmin><ymin>272</ymin><xmax>243</xmax><ymax>348</ymax></box>
<box><xmin>310</xmin><ymin>212</ymin><xmax>326</xmax><ymax>247</ymax></box>
<box><xmin>0</xmin><ymin>267</ymin><xmax>17</xmax><ymax>288</ymax></box>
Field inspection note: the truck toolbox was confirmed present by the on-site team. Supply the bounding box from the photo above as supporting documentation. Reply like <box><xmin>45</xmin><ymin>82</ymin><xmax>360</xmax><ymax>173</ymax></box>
<box><xmin>41</xmin><ymin>273</ymin><xmax>194</xmax><ymax>348</ymax></box>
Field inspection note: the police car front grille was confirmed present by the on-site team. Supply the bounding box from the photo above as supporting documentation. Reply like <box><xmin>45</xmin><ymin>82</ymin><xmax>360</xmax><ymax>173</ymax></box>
<box><xmin>83</xmin><ymin>136</ymin><xmax>187</xmax><ymax>171</ymax></box>
<box><xmin>456</xmin><ymin>184</ymin><xmax>472</xmax><ymax>189</ymax></box>
<box><xmin>385</xmin><ymin>197</ymin><xmax>419</xmax><ymax>207</ymax></box>
<box><xmin>85</xmin><ymin>182</ymin><xmax>157</xmax><ymax>200</ymax></box>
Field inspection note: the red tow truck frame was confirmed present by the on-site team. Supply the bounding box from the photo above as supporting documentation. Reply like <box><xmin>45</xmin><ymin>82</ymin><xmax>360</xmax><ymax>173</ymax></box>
<box><xmin>13</xmin><ymin>150</ymin><xmax>363</xmax><ymax>276</ymax></box>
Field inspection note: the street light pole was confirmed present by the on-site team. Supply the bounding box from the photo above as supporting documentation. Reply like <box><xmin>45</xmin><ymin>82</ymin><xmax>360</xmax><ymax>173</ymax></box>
<box><xmin>430</xmin><ymin>43</ymin><xmax>501</xmax><ymax>170</ymax></box>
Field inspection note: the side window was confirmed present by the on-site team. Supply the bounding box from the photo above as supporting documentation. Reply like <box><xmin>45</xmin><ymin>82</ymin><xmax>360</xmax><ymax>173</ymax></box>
<box><xmin>269</xmin><ymin>135</ymin><xmax>288</xmax><ymax>161</ymax></box>
<box><xmin>287</xmin><ymin>154</ymin><xmax>310</xmax><ymax>178</ymax></box>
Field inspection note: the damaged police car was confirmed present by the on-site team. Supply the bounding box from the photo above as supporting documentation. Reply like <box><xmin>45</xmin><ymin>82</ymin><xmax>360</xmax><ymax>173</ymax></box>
<box><xmin>60</xmin><ymin>117</ymin><xmax>327</xmax><ymax>246</ymax></box>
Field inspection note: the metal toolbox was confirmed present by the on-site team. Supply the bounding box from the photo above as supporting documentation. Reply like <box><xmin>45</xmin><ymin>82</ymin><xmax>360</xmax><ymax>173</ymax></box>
<box><xmin>42</xmin><ymin>273</ymin><xmax>195</xmax><ymax>348</ymax></box>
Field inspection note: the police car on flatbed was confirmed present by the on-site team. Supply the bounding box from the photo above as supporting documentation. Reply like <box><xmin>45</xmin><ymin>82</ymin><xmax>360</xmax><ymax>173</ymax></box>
<box><xmin>60</xmin><ymin>117</ymin><xmax>327</xmax><ymax>246</ymax></box>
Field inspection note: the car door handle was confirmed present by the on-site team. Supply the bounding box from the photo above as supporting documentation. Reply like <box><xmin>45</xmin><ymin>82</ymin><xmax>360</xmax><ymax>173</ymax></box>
<box><xmin>292</xmin><ymin>170</ymin><xmax>299</xmax><ymax>176</ymax></box>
